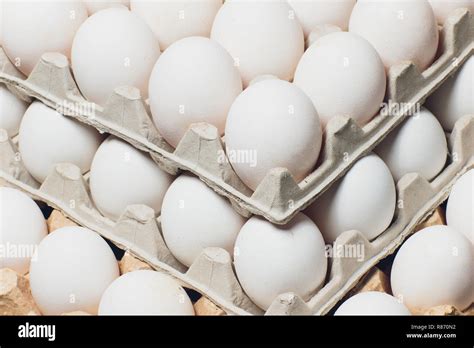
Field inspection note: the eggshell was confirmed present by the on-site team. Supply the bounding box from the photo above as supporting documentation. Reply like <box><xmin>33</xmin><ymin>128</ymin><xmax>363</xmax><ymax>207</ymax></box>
<box><xmin>234</xmin><ymin>213</ymin><xmax>327</xmax><ymax>310</ymax></box>
<box><xmin>29</xmin><ymin>227</ymin><xmax>120</xmax><ymax>315</ymax></box>
<box><xmin>294</xmin><ymin>31</ymin><xmax>386</xmax><ymax>128</ymax></box>
<box><xmin>161</xmin><ymin>174</ymin><xmax>245</xmax><ymax>267</ymax></box>
<box><xmin>2</xmin><ymin>0</ymin><xmax>87</xmax><ymax>75</ymax></box>
<box><xmin>0</xmin><ymin>187</ymin><xmax>48</xmax><ymax>274</ymax></box>
<box><xmin>99</xmin><ymin>270</ymin><xmax>194</xmax><ymax>315</ymax></box>
<box><xmin>83</xmin><ymin>0</ymin><xmax>130</xmax><ymax>14</ymax></box>
<box><xmin>426</xmin><ymin>56</ymin><xmax>473</xmax><ymax>131</ymax></box>
<box><xmin>131</xmin><ymin>0</ymin><xmax>222</xmax><ymax>50</ymax></box>
<box><xmin>428</xmin><ymin>0</ymin><xmax>474</xmax><ymax>24</ymax></box>
<box><xmin>148</xmin><ymin>36</ymin><xmax>242</xmax><ymax>148</ymax></box>
<box><xmin>376</xmin><ymin>107</ymin><xmax>448</xmax><ymax>182</ymax></box>
<box><xmin>225</xmin><ymin>79</ymin><xmax>322</xmax><ymax>191</ymax></box>
<box><xmin>335</xmin><ymin>291</ymin><xmax>411</xmax><ymax>315</ymax></box>
<box><xmin>71</xmin><ymin>7</ymin><xmax>160</xmax><ymax>105</ymax></box>
<box><xmin>349</xmin><ymin>0</ymin><xmax>439</xmax><ymax>71</ymax></box>
<box><xmin>288</xmin><ymin>0</ymin><xmax>356</xmax><ymax>35</ymax></box>
<box><xmin>89</xmin><ymin>136</ymin><xmax>173</xmax><ymax>221</ymax></box>
<box><xmin>391</xmin><ymin>225</ymin><xmax>474</xmax><ymax>311</ymax></box>
<box><xmin>0</xmin><ymin>85</ymin><xmax>28</xmax><ymax>136</ymax></box>
<box><xmin>211</xmin><ymin>0</ymin><xmax>304</xmax><ymax>86</ymax></box>
<box><xmin>306</xmin><ymin>154</ymin><xmax>396</xmax><ymax>243</ymax></box>
<box><xmin>446</xmin><ymin>169</ymin><xmax>473</xmax><ymax>243</ymax></box>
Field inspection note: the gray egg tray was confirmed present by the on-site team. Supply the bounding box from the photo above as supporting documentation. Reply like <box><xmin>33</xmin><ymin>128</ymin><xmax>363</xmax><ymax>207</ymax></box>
<box><xmin>0</xmin><ymin>9</ymin><xmax>472</xmax><ymax>225</ymax></box>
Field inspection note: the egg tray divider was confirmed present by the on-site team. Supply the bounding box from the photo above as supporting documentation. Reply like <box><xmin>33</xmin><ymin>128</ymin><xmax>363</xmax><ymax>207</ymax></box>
<box><xmin>0</xmin><ymin>9</ymin><xmax>472</xmax><ymax>225</ymax></box>
<box><xmin>1</xmin><ymin>112</ymin><xmax>473</xmax><ymax>315</ymax></box>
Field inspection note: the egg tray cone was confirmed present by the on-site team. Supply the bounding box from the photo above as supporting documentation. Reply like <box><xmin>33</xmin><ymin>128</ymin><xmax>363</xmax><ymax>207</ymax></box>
<box><xmin>0</xmin><ymin>9</ymin><xmax>472</xmax><ymax>225</ymax></box>
<box><xmin>1</xmin><ymin>113</ymin><xmax>472</xmax><ymax>315</ymax></box>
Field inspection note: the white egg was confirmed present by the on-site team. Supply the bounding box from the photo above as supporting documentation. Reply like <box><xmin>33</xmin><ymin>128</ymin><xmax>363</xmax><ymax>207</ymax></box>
<box><xmin>234</xmin><ymin>213</ymin><xmax>327</xmax><ymax>310</ymax></box>
<box><xmin>294</xmin><ymin>31</ymin><xmax>386</xmax><ymax>128</ymax></box>
<box><xmin>0</xmin><ymin>85</ymin><xmax>28</xmax><ymax>136</ymax></box>
<box><xmin>428</xmin><ymin>0</ymin><xmax>474</xmax><ymax>25</ymax></box>
<box><xmin>89</xmin><ymin>136</ymin><xmax>173</xmax><ymax>221</ymax></box>
<box><xmin>148</xmin><ymin>36</ymin><xmax>242</xmax><ymax>148</ymax></box>
<box><xmin>349</xmin><ymin>0</ymin><xmax>439</xmax><ymax>71</ymax></box>
<box><xmin>335</xmin><ymin>291</ymin><xmax>411</xmax><ymax>315</ymax></box>
<box><xmin>0</xmin><ymin>187</ymin><xmax>48</xmax><ymax>274</ymax></box>
<box><xmin>306</xmin><ymin>154</ymin><xmax>396</xmax><ymax>243</ymax></box>
<box><xmin>161</xmin><ymin>174</ymin><xmax>245</xmax><ymax>267</ymax></box>
<box><xmin>2</xmin><ymin>0</ymin><xmax>87</xmax><ymax>76</ymax></box>
<box><xmin>426</xmin><ymin>56</ymin><xmax>473</xmax><ymax>131</ymax></box>
<box><xmin>99</xmin><ymin>270</ymin><xmax>194</xmax><ymax>315</ymax></box>
<box><xmin>83</xmin><ymin>0</ymin><xmax>129</xmax><ymax>14</ymax></box>
<box><xmin>29</xmin><ymin>226</ymin><xmax>120</xmax><ymax>314</ymax></box>
<box><xmin>391</xmin><ymin>225</ymin><xmax>474</xmax><ymax>311</ymax></box>
<box><xmin>18</xmin><ymin>102</ymin><xmax>102</xmax><ymax>183</ymax></box>
<box><xmin>446</xmin><ymin>169</ymin><xmax>473</xmax><ymax>243</ymax></box>
<box><xmin>131</xmin><ymin>0</ymin><xmax>222</xmax><ymax>50</ymax></box>
<box><xmin>71</xmin><ymin>7</ymin><xmax>160</xmax><ymax>105</ymax></box>
<box><xmin>376</xmin><ymin>108</ymin><xmax>448</xmax><ymax>182</ymax></box>
<box><xmin>225</xmin><ymin>79</ymin><xmax>322</xmax><ymax>191</ymax></box>
<box><xmin>288</xmin><ymin>0</ymin><xmax>356</xmax><ymax>35</ymax></box>
<box><xmin>211</xmin><ymin>0</ymin><xmax>304</xmax><ymax>86</ymax></box>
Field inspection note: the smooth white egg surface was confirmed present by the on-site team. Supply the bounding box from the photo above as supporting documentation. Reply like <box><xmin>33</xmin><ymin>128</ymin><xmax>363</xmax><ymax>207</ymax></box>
<box><xmin>18</xmin><ymin>102</ymin><xmax>102</xmax><ymax>183</ymax></box>
<box><xmin>306</xmin><ymin>154</ymin><xmax>396</xmax><ymax>243</ymax></box>
<box><xmin>2</xmin><ymin>0</ymin><xmax>87</xmax><ymax>76</ymax></box>
<box><xmin>0</xmin><ymin>85</ymin><xmax>28</xmax><ymax>136</ymax></box>
<box><xmin>83</xmin><ymin>0</ymin><xmax>130</xmax><ymax>14</ymax></box>
<box><xmin>294</xmin><ymin>31</ymin><xmax>386</xmax><ymax>128</ymax></box>
<box><xmin>161</xmin><ymin>174</ymin><xmax>245</xmax><ymax>267</ymax></box>
<box><xmin>71</xmin><ymin>7</ymin><xmax>160</xmax><ymax>105</ymax></box>
<box><xmin>376</xmin><ymin>107</ymin><xmax>448</xmax><ymax>182</ymax></box>
<box><xmin>391</xmin><ymin>225</ymin><xmax>474</xmax><ymax>311</ymax></box>
<box><xmin>0</xmin><ymin>187</ymin><xmax>48</xmax><ymax>274</ymax></box>
<box><xmin>99</xmin><ymin>270</ymin><xmax>194</xmax><ymax>315</ymax></box>
<box><xmin>335</xmin><ymin>291</ymin><xmax>411</xmax><ymax>315</ymax></box>
<box><xmin>148</xmin><ymin>36</ymin><xmax>242</xmax><ymax>148</ymax></box>
<box><xmin>225</xmin><ymin>79</ymin><xmax>322</xmax><ymax>191</ymax></box>
<box><xmin>234</xmin><ymin>213</ymin><xmax>327</xmax><ymax>310</ymax></box>
<box><xmin>349</xmin><ymin>0</ymin><xmax>439</xmax><ymax>71</ymax></box>
<box><xmin>426</xmin><ymin>56</ymin><xmax>473</xmax><ymax>131</ymax></box>
<box><xmin>29</xmin><ymin>227</ymin><xmax>120</xmax><ymax>315</ymax></box>
<box><xmin>211</xmin><ymin>0</ymin><xmax>304</xmax><ymax>86</ymax></box>
<box><xmin>428</xmin><ymin>0</ymin><xmax>474</xmax><ymax>25</ymax></box>
<box><xmin>446</xmin><ymin>169</ymin><xmax>473</xmax><ymax>243</ymax></box>
<box><xmin>131</xmin><ymin>0</ymin><xmax>222</xmax><ymax>50</ymax></box>
<box><xmin>89</xmin><ymin>136</ymin><xmax>173</xmax><ymax>221</ymax></box>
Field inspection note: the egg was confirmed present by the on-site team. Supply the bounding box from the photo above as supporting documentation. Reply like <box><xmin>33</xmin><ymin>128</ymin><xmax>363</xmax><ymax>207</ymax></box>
<box><xmin>2</xmin><ymin>0</ymin><xmax>87</xmax><ymax>76</ymax></box>
<box><xmin>376</xmin><ymin>107</ymin><xmax>448</xmax><ymax>182</ymax></box>
<box><xmin>29</xmin><ymin>226</ymin><xmax>120</xmax><ymax>314</ymax></box>
<box><xmin>148</xmin><ymin>36</ymin><xmax>242</xmax><ymax>148</ymax></box>
<box><xmin>306</xmin><ymin>154</ymin><xmax>396</xmax><ymax>243</ymax></box>
<box><xmin>18</xmin><ymin>102</ymin><xmax>102</xmax><ymax>183</ymax></box>
<box><xmin>391</xmin><ymin>225</ymin><xmax>473</xmax><ymax>311</ymax></box>
<box><xmin>335</xmin><ymin>291</ymin><xmax>411</xmax><ymax>315</ymax></box>
<box><xmin>71</xmin><ymin>7</ymin><xmax>160</xmax><ymax>105</ymax></box>
<box><xmin>446</xmin><ymin>169</ymin><xmax>473</xmax><ymax>243</ymax></box>
<box><xmin>0</xmin><ymin>187</ymin><xmax>48</xmax><ymax>274</ymax></box>
<box><xmin>294</xmin><ymin>31</ymin><xmax>386</xmax><ymax>128</ymax></box>
<box><xmin>426</xmin><ymin>56</ymin><xmax>473</xmax><ymax>131</ymax></box>
<box><xmin>89</xmin><ymin>136</ymin><xmax>173</xmax><ymax>221</ymax></box>
<box><xmin>0</xmin><ymin>85</ymin><xmax>28</xmax><ymax>136</ymax></box>
<box><xmin>131</xmin><ymin>0</ymin><xmax>222</xmax><ymax>50</ymax></box>
<box><xmin>99</xmin><ymin>270</ymin><xmax>194</xmax><ymax>315</ymax></box>
<box><xmin>83</xmin><ymin>0</ymin><xmax>130</xmax><ymax>14</ymax></box>
<box><xmin>428</xmin><ymin>0</ymin><xmax>474</xmax><ymax>25</ymax></box>
<box><xmin>349</xmin><ymin>0</ymin><xmax>439</xmax><ymax>71</ymax></box>
<box><xmin>211</xmin><ymin>0</ymin><xmax>304</xmax><ymax>86</ymax></box>
<box><xmin>225</xmin><ymin>79</ymin><xmax>322</xmax><ymax>191</ymax></box>
<box><xmin>234</xmin><ymin>213</ymin><xmax>327</xmax><ymax>310</ymax></box>
<box><xmin>288</xmin><ymin>0</ymin><xmax>356</xmax><ymax>35</ymax></box>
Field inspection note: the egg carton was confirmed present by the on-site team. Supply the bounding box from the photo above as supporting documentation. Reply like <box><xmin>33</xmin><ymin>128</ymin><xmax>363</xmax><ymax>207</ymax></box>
<box><xmin>0</xmin><ymin>9</ymin><xmax>472</xmax><ymax>225</ymax></box>
<box><xmin>1</xmin><ymin>110</ymin><xmax>472</xmax><ymax>315</ymax></box>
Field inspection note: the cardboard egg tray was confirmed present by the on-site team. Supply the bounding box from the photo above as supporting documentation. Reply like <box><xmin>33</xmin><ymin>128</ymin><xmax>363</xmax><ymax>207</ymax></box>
<box><xmin>0</xmin><ymin>9</ymin><xmax>472</xmax><ymax>225</ymax></box>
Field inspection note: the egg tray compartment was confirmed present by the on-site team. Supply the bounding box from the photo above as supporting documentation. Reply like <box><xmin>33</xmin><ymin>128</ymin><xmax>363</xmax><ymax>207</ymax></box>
<box><xmin>1</xmin><ymin>112</ymin><xmax>473</xmax><ymax>315</ymax></box>
<box><xmin>0</xmin><ymin>9</ymin><xmax>472</xmax><ymax>226</ymax></box>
